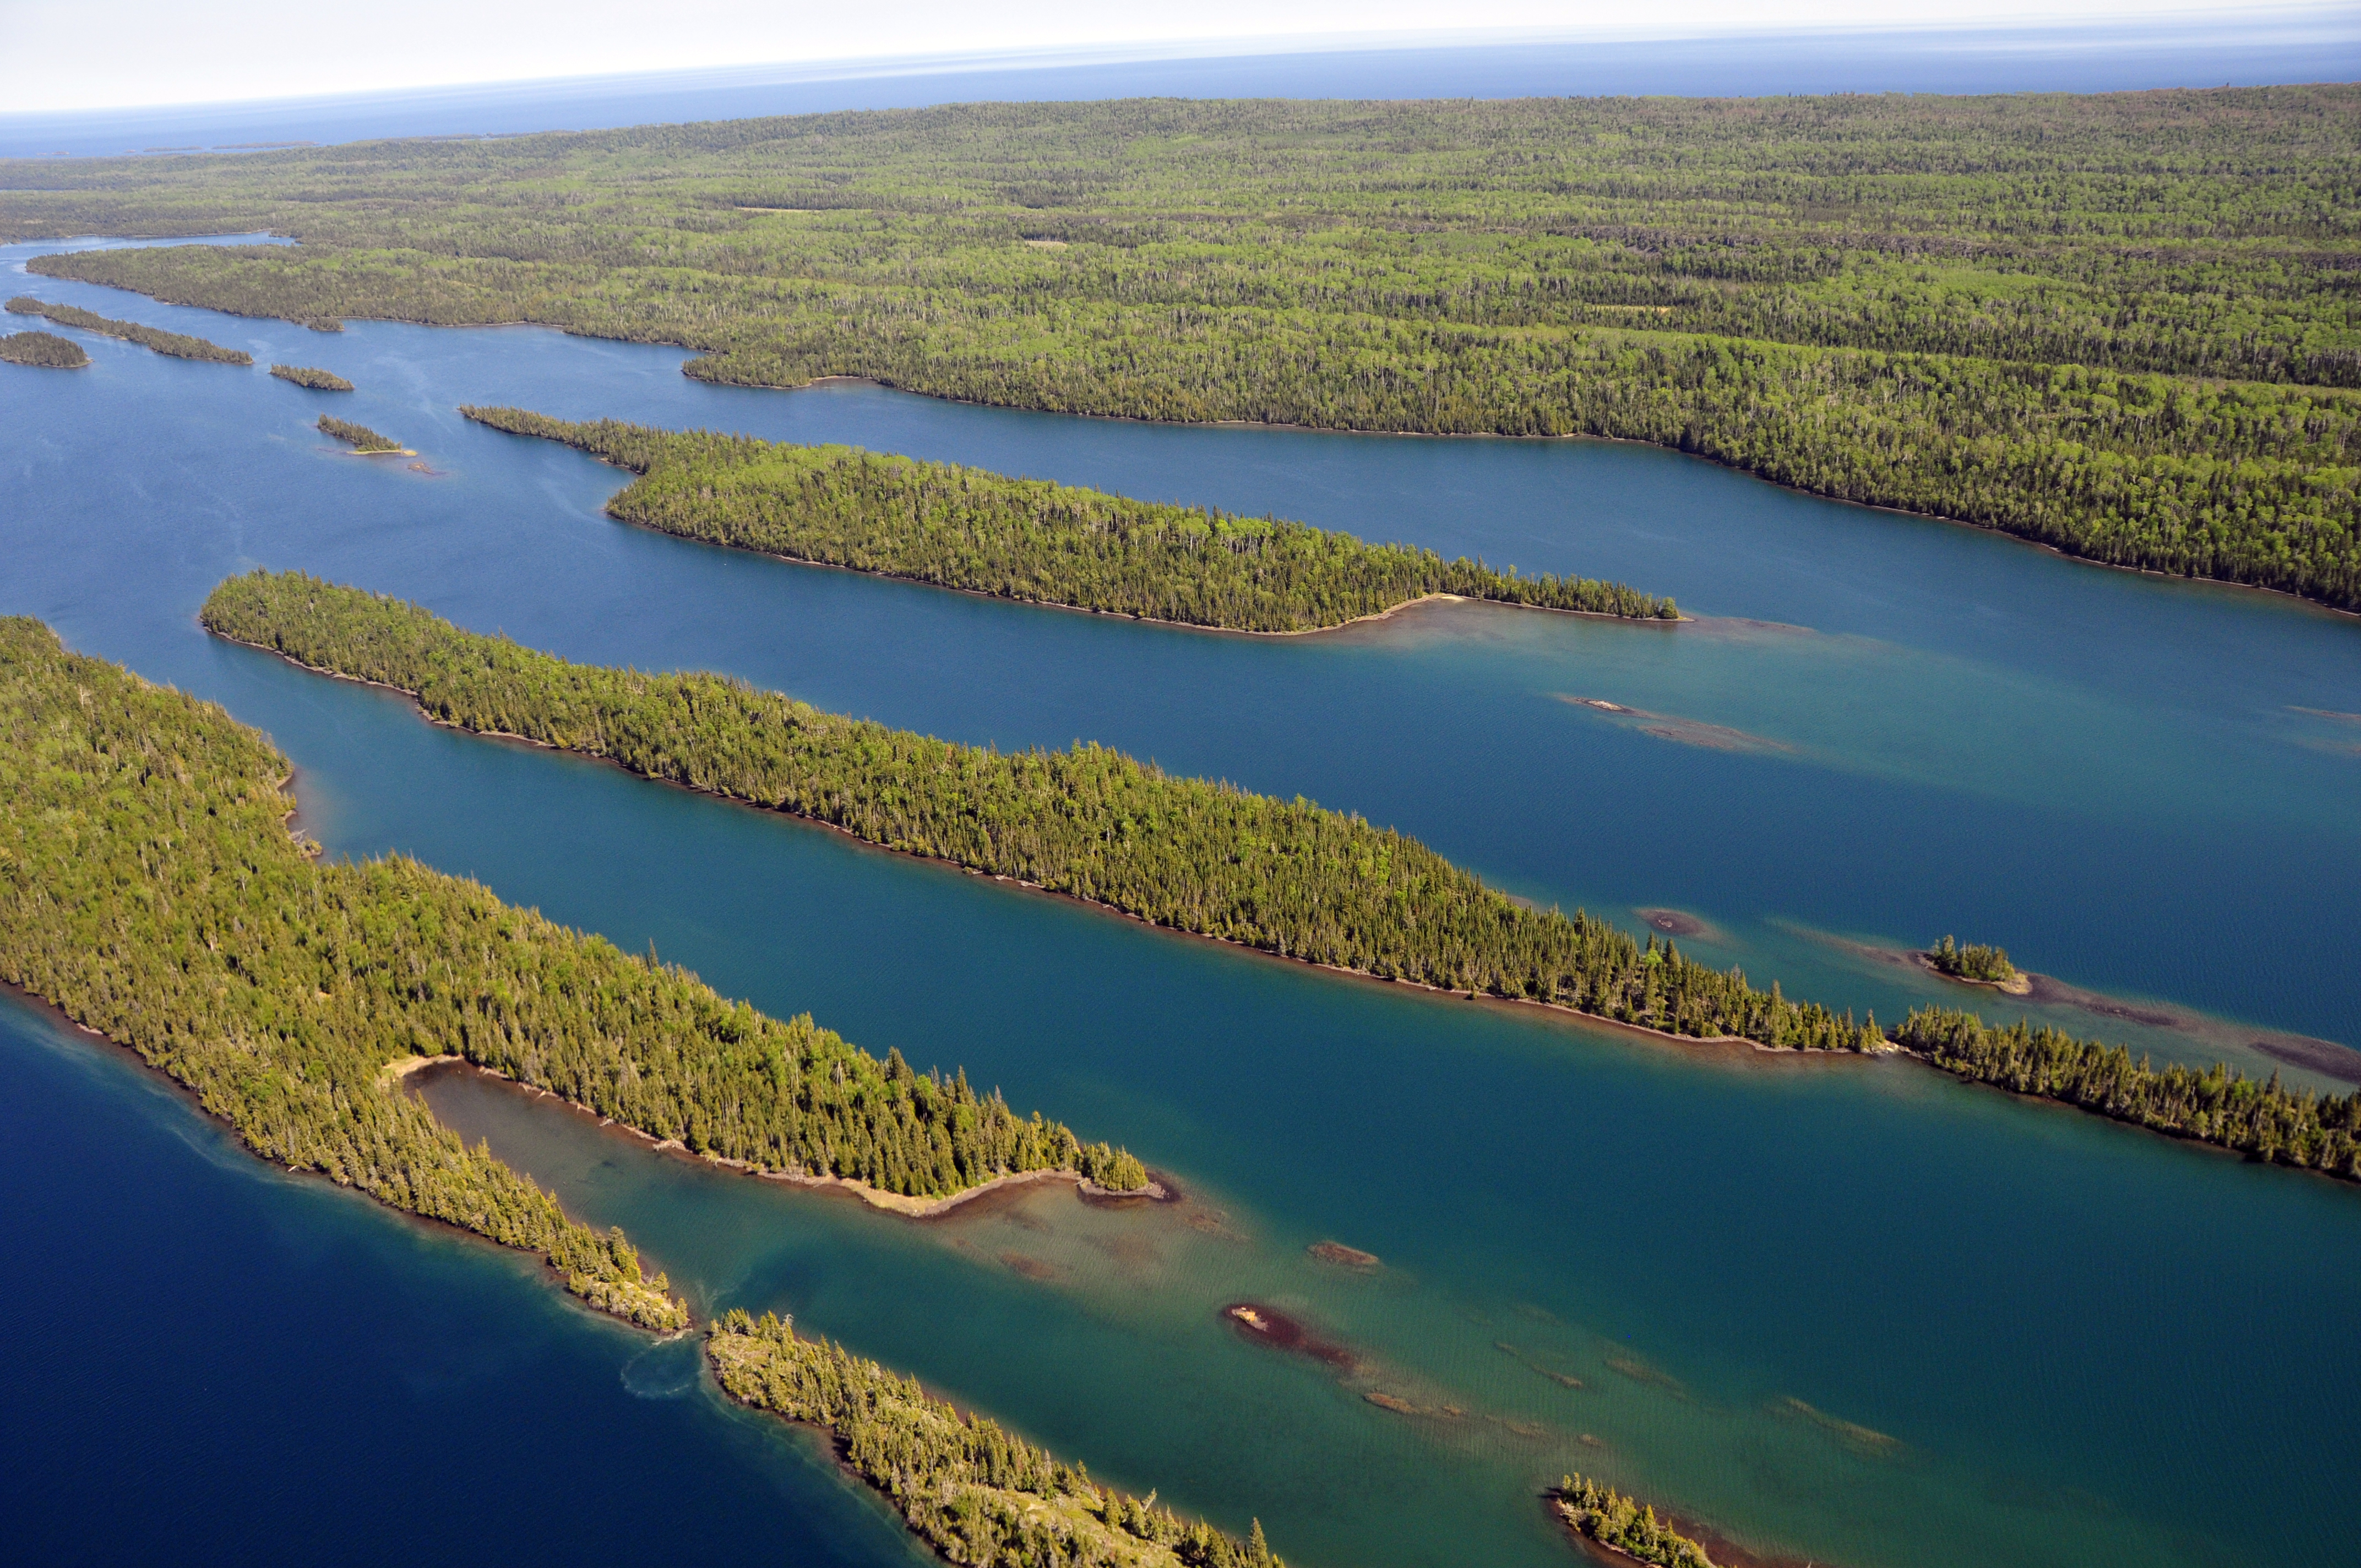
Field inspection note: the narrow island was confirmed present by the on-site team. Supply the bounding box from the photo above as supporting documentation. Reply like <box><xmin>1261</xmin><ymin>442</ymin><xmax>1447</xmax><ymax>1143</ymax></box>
<box><xmin>198</xmin><ymin>571</ymin><xmax>2361</xmax><ymax>1183</ymax></box>
<box><xmin>271</xmin><ymin>362</ymin><xmax>353</xmax><ymax>390</ymax></box>
<box><xmin>199</xmin><ymin>570</ymin><xmax>1867</xmax><ymax>1055</ymax></box>
<box><xmin>4</xmin><ymin>295</ymin><xmax>251</xmax><ymax>363</ymax></box>
<box><xmin>1924</xmin><ymin>934</ymin><xmax>2028</xmax><ymax>994</ymax></box>
<box><xmin>710</xmin><ymin>1310</ymin><xmax>1283</xmax><ymax>1567</ymax></box>
<box><xmin>460</xmin><ymin>406</ymin><xmax>1680</xmax><ymax>631</ymax></box>
<box><xmin>0</xmin><ymin>329</ymin><xmax>88</xmax><ymax>368</ymax></box>
<box><xmin>1553</xmin><ymin>1474</ymin><xmax>1722</xmax><ymax>1568</ymax></box>
<box><xmin>318</xmin><ymin>413</ymin><xmax>409</xmax><ymax>454</ymax></box>
<box><xmin>0</xmin><ymin>617</ymin><xmax>1266</xmax><ymax>1568</ymax></box>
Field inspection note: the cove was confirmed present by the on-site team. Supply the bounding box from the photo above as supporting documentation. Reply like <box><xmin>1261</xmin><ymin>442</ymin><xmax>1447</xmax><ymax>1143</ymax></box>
<box><xmin>3</xmin><ymin>241</ymin><xmax>2359</xmax><ymax>1567</ymax></box>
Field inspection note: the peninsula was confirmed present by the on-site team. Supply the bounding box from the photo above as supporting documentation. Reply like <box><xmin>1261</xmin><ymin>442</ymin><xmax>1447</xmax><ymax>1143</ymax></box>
<box><xmin>10</xmin><ymin>88</ymin><xmax>2357</xmax><ymax>610</ymax></box>
<box><xmin>710</xmin><ymin>1310</ymin><xmax>1283</xmax><ymax>1567</ymax></box>
<box><xmin>460</xmin><ymin>406</ymin><xmax>1678</xmax><ymax>629</ymax></box>
<box><xmin>318</xmin><ymin>414</ymin><xmax>405</xmax><ymax>453</ymax></box>
<box><xmin>0</xmin><ymin>329</ymin><xmax>88</xmax><ymax>368</ymax></box>
<box><xmin>4</xmin><ymin>295</ymin><xmax>249</xmax><ymax>363</ymax></box>
<box><xmin>199</xmin><ymin>571</ymin><xmax>2361</xmax><ymax>1182</ymax></box>
<box><xmin>272</xmin><ymin>362</ymin><xmax>353</xmax><ymax>391</ymax></box>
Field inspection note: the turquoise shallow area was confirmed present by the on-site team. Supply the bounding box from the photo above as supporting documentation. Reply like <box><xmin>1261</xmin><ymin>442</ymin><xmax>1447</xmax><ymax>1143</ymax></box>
<box><xmin>4</xmin><ymin>242</ymin><xmax>2359</xmax><ymax>1567</ymax></box>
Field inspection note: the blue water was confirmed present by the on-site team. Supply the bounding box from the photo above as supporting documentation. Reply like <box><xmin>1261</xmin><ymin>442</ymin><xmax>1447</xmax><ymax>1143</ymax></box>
<box><xmin>0</xmin><ymin>992</ymin><xmax>932</xmax><ymax>1566</ymax></box>
<box><xmin>5</xmin><ymin>13</ymin><xmax>2356</xmax><ymax>159</ymax></box>
<box><xmin>4</xmin><ymin>241</ymin><xmax>2360</xmax><ymax>1567</ymax></box>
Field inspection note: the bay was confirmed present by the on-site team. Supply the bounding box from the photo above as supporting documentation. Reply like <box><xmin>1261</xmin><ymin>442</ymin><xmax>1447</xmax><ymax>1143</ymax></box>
<box><xmin>3</xmin><ymin>242</ymin><xmax>2358</xmax><ymax>1567</ymax></box>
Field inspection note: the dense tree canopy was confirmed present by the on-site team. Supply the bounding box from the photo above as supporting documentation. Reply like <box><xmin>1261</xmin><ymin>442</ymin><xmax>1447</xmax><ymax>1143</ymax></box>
<box><xmin>0</xmin><ymin>329</ymin><xmax>88</xmax><ymax>368</ymax></box>
<box><xmin>464</xmin><ymin>404</ymin><xmax>1676</xmax><ymax>628</ymax></box>
<box><xmin>5</xmin><ymin>89</ymin><xmax>2357</xmax><ymax>605</ymax></box>
<box><xmin>271</xmin><ymin>362</ymin><xmax>353</xmax><ymax>390</ymax></box>
<box><xmin>712</xmin><ymin>1309</ymin><xmax>1282</xmax><ymax>1567</ymax></box>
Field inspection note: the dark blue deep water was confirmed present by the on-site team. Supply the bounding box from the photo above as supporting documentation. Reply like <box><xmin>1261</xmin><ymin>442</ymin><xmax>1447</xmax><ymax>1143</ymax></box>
<box><xmin>3</xmin><ymin>240</ymin><xmax>2359</xmax><ymax>1567</ymax></box>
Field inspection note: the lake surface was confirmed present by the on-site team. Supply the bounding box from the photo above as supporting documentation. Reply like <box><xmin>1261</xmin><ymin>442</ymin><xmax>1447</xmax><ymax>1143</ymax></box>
<box><xmin>4</xmin><ymin>242</ymin><xmax>2359</xmax><ymax>1567</ymax></box>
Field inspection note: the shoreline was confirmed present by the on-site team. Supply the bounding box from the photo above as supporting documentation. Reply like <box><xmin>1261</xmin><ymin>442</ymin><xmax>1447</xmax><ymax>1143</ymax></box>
<box><xmin>522</xmin><ymin>431</ymin><xmax>1682</xmax><ymax>636</ymax></box>
<box><xmin>401</xmin><ymin>1054</ymin><xmax>1169</xmax><ymax>1219</ymax></box>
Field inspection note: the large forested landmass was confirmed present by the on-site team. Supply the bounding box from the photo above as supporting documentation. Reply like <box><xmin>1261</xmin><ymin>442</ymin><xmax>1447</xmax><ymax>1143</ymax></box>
<box><xmin>318</xmin><ymin>413</ymin><xmax>404</xmax><ymax>452</ymax></box>
<box><xmin>1</xmin><ymin>619</ymin><xmax>1144</xmax><ymax>1306</ymax></box>
<box><xmin>3</xmin><ymin>90</ymin><xmax>2356</xmax><ymax>607</ymax></box>
<box><xmin>4</xmin><ymin>294</ymin><xmax>249</xmax><ymax>363</ymax></box>
<box><xmin>1893</xmin><ymin>1009</ymin><xmax>2361</xmax><ymax>1177</ymax></box>
<box><xmin>201</xmin><ymin>570</ymin><xmax>1875</xmax><ymax>1052</ymax></box>
<box><xmin>463</xmin><ymin>406</ymin><xmax>1675</xmax><ymax>627</ymax></box>
<box><xmin>711</xmin><ymin>1310</ymin><xmax>1283</xmax><ymax>1568</ymax></box>
<box><xmin>271</xmin><ymin>362</ymin><xmax>353</xmax><ymax>390</ymax></box>
<box><xmin>0</xmin><ymin>329</ymin><xmax>88</xmax><ymax>368</ymax></box>
<box><xmin>200</xmin><ymin>573</ymin><xmax>2361</xmax><ymax>1181</ymax></box>
<box><xmin>1552</xmin><ymin>1476</ymin><xmax>1718</xmax><ymax>1568</ymax></box>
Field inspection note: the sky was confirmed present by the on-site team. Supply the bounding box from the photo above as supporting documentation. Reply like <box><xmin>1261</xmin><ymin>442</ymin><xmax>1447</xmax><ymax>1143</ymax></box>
<box><xmin>3</xmin><ymin>0</ymin><xmax>2342</xmax><ymax>115</ymax></box>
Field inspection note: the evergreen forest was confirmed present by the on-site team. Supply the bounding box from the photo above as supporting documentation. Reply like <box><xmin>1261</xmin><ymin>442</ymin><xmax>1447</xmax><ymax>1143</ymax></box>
<box><xmin>272</xmin><ymin>362</ymin><xmax>353</xmax><ymax>390</ymax></box>
<box><xmin>711</xmin><ymin>1309</ymin><xmax>1283</xmax><ymax>1567</ymax></box>
<box><xmin>1928</xmin><ymin>934</ymin><xmax>2015</xmax><ymax>982</ymax></box>
<box><xmin>318</xmin><ymin>413</ymin><xmax>402</xmax><ymax>451</ymax></box>
<box><xmin>198</xmin><ymin>571</ymin><xmax>2361</xmax><ymax>1182</ymax></box>
<box><xmin>4</xmin><ymin>295</ymin><xmax>249</xmax><ymax>363</ymax></box>
<box><xmin>3</xmin><ymin>89</ymin><xmax>2357</xmax><ymax>605</ymax></box>
<box><xmin>0</xmin><ymin>329</ymin><xmax>88</xmax><ymax>368</ymax></box>
<box><xmin>464</xmin><ymin>405</ymin><xmax>1677</xmax><ymax>628</ymax></box>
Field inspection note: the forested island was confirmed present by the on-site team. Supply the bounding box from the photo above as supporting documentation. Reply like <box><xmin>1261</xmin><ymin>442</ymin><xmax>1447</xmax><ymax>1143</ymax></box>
<box><xmin>272</xmin><ymin>362</ymin><xmax>352</xmax><ymax>390</ymax></box>
<box><xmin>318</xmin><ymin>413</ymin><xmax>404</xmax><ymax>453</ymax></box>
<box><xmin>4</xmin><ymin>295</ymin><xmax>249</xmax><ymax>363</ymax></box>
<box><xmin>1927</xmin><ymin>935</ymin><xmax>2017</xmax><ymax>985</ymax></box>
<box><xmin>198</xmin><ymin>571</ymin><xmax>2361</xmax><ymax>1182</ymax></box>
<box><xmin>462</xmin><ymin>406</ymin><xmax>1676</xmax><ymax>628</ymax></box>
<box><xmin>200</xmin><ymin>570</ymin><xmax>1872</xmax><ymax>1052</ymax></box>
<box><xmin>0</xmin><ymin>329</ymin><xmax>87</xmax><ymax>368</ymax></box>
<box><xmin>710</xmin><ymin>1310</ymin><xmax>1283</xmax><ymax>1567</ymax></box>
<box><xmin>5</xmin><ymin>88</ymin><xmax>2357</xmax><ymax>608</ymax></box>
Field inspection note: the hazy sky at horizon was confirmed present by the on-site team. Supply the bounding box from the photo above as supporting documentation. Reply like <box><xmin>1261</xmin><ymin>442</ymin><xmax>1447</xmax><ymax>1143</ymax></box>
<box><xmin>4</xmin><ymin>1</ymin><xmax>2347</xmax><ymax>116</ymax></box>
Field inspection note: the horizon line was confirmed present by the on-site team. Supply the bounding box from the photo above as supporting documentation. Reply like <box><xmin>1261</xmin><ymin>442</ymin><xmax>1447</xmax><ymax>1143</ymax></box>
<box><xmin>8</xmin><ymin>8</ymin><xmax>2355</xmax><ymax>124</ymax></box>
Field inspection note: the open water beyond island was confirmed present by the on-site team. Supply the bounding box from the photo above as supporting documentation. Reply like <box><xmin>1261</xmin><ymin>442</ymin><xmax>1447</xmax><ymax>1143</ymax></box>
<box><xmin>3</xmin><ymin>242</ymin><xmax>2359</xmax><ymax>1567</ymax></box>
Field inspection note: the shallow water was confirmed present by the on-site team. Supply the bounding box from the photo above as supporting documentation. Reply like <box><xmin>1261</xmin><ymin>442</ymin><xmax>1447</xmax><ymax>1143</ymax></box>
<box><xmin>4</xmin><ymin>241</ymin><xmax>2360</xmax><ymax>1567</ymax></box>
